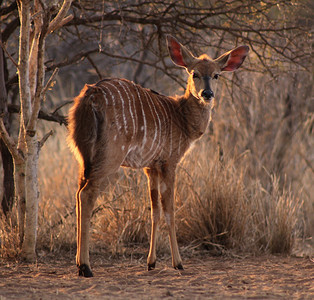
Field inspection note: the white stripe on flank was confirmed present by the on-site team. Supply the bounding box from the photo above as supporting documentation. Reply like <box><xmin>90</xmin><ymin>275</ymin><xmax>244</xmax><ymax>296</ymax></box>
<box><xmin>178</xmin><ymin>131</ymin><xmax>182</xmax><ymax>155</ymax></box>
<box><xmin>117</xmin><ymin>80</ymin><xmax>136</xmax><ymax>140</ymax></box>
<box><xmin>155</xmin><ymin>98</ymin><xmax>169</xmax><ymax>151</ymax></box>
<box><xmin>101</xmin><ymin>85</ymin><xmax>121</xmax><ymax>132</ymax></box>
<box><xmin>101</xmin><ymin>90</ymin><xmax>109</xmax><ymax>105</ymax></box>
<box><xmin>141</xmin><ymin>90</ymin><xmax>159</xmax><ymax>164</ymax></box>
<box><xmin>133</xmin><ymin>84</ymin><xmax>147</xmax><ymax>151</ymax></box>
<box><xmin>129</xmin><ymin>83</ymin><xmax>139</xmax><ymax>139</ymax></box>
<box><xmin>163</xmin><ymin>100</ymin><xmax>174</xmax><ymax>156</ymax></box>
<box><xmin>144</xmin><ymin>91</ymin><xmax>163</xmax><ymax>162</ymax></box>
<box><xmin>106</xmin><ymin>81</ymin><xmax>128</xmax><ymax>135</ymax></box>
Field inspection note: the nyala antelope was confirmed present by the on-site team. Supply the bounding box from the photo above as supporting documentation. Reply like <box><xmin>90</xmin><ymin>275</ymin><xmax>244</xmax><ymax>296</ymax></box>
<box><xmin>68</xmin><ymin>35</ymin><xmax>249</xmax><ymax>277</ymax></box>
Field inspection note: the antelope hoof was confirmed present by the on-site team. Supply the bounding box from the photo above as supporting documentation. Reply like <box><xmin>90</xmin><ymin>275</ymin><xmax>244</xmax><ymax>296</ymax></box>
<box><xmin>147</xmin><ymin>262</ymin><xmax>156</xmax><ymax>271</ymax></box>
<box><xmin>78</xmin><ymin>264</ymin><xmax>94</xmax><ymax>277</ymax></box>
<box><xmin>174</xmin><ymin>263</ymin><xmax>184</xmax><ymax>270</ymax></box>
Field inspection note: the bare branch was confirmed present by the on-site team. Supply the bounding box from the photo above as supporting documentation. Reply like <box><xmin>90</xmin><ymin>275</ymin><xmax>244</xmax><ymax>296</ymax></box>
<box><xmin>0</xmin><ymin>116</ymin><xmax>23</xmax><ymax>162</ymax></box>
<box><xmin>39</xmin><ymin>129</ymin><xmax>53</xmax><ymax>149</ymax></box>
<box><xmin>0</xmin><ymin>40</ymin><xmax>18</xmax><ymax>68</ymax></box>
<box><xmin>8</xmin><ymin>104</ymin><xmax>68</xmax><ymax>126</ymax></box>
<box><xmin>27</xmin><ymin>3</ymin><xmax>51</xmax><ymax>133</ymax></box>
<box><xmin>42</xmin><ymin>67</ymin><xmax>59</xmax><ymax>97</ymax></box>
<box><xmin>51</xmin><ymin>100</ymin><xmax>73</xmax><ymax>115</ymax></box>
<box><xmin>0</xmin><ymin>1</ymin><xmax>18</xmax><ymax>17</ymax></box>
<box><xmin>48</xmin><ymin>0</ymin><xmax>73</xmax><ymax>34</ymax></box>
<box><xmin>17</xmin><ymin>0</ymin><xmax>31</xmax><ymax>127</ymax></box>
<box><xmin>86</xmin><ymin>55</ymin><xmax>102</xmax><ymax>80</ymax></box>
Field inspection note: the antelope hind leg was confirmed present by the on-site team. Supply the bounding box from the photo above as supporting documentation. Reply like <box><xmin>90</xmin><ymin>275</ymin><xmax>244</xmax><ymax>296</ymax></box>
<box><xmin>145</xmin><ymin>168</ymin><xmax>160</xmax><ymax>270</ymax></box>
<box><xmin>76</xmin><ymin>180</ymin><xmax>99</xmax><ymax>277</ymax></box>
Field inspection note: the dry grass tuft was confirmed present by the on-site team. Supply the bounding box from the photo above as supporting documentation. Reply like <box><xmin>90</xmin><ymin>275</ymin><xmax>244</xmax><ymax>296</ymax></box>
<box><xmin>0</xmin><ymin>205</ymin><xmax>21</xmax><ymax>259</ymax></box>
<box><xmin>250</xmin><ymin>177</ymin><xmax>303</xmax><ymax>254</ymax></box>
<box><xmin>176</xmin><ymin>147</ymin><xmax>248</xmax><ymax>253</ymax></box>
<box><xmin>36</xmin><ymin>125</ymin><xmax>77</xmax><ymax>253</ymax></box>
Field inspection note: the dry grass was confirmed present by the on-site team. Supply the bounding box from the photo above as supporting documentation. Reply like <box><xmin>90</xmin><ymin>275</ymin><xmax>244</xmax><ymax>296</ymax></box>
<box><xmin>176</xmin><ymin>147</ymin><xmax>248</xmax><ymax>254</ymax></box>
<box><xmin>250</xmin><ymin>177</ymin><xmax>303</xmax><ymax>254</ymax></box>
<box><xmin>23</xmin><ymin>123</ymin><xmax>306</xmax><ymax>259</ymax></box>
<box><xmin>0</xmin><ymin>205</ymin><xmax>20</xmax><ymax>258</ymax></box>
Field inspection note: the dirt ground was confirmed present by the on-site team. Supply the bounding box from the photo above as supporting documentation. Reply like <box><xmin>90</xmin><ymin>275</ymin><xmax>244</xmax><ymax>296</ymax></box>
<box><xmin>0</xmin><ymin>253</ymin><xmax>313</xmax><ymax>299</ymax></box>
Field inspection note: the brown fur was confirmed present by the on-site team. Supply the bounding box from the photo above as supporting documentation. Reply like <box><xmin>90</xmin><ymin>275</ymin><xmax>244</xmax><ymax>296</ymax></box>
<box><xmin>67</xmin><ymin>35</ymin><xmax>249</xmax><ymax>277</ymax></box>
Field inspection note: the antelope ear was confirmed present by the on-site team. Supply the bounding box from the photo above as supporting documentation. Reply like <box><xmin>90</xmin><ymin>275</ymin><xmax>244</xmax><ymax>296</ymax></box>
<box><xmin>167</xmin><ymin>35</ymin><xmax>197</xmax><ymax>70</ymax></box>
<box><xmin>215</xmin><ymin>45</ymin><xmax>249</xmax><ymax>72</ymax></box>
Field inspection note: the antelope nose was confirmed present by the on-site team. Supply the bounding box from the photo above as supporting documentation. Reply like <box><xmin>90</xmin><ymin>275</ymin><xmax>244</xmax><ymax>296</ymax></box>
<box><xmin>201</xmin><ymin>89</ymin><xmax>214</xmax><ymax>100</ymax></box>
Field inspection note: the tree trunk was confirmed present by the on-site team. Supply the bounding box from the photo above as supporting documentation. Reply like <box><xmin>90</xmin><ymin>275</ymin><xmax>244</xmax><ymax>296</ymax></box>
<box><xmin>0</xmin><ymin>36</ymin><xmax>14</xmax><ymax>214</ymax></box>
<box><xmin>17</xmin><ymin>0</ymin><xmax>37</xmax><ymax>262</ymax></box>
<box><xmin>0</xmin><ymin>0</ymin><xmax>73</xmax><ymax>262</ymax></box>
<box><xmin>21</xmin><ymin>135</ymin><xmax>39</xmax><ymax>260</ymax></box>
<box><xmin>14</xmin><ymin>158</ymin><xmax>26</xmax><ymax>247</ymax></box>
<box><xmin>0</xmin><ymin>141</ymin><xmax>14</xmax><ymax>214</ymax></box>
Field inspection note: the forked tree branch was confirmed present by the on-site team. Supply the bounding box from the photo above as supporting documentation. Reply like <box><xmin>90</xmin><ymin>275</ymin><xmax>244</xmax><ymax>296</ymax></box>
<box><xmin>39</xmin><ymin>129</ymin><xmax>53</xmax><ymax>149</ymax></box>
<box><xmin>0</xmin><ymin>117</ymin><xmax>23</xmax><ymax>162</ymax></box>
<box><xmin>8</xmin><ymin>104</ymin><xmax>68</xmax><ymax>126</ymax></box>
<box><xmin>27</xmin><ymin>3</ymin><xmax>50</xmax><ymax>133</ymax></box>
<box><xmin>48</xmin><ymin>0</ymin><xmax>73</xmax><ymax>34</ymax></box>
<box><xmin>42</xmin><ymin>67</ymin><xmax>59</xmax><ymax>97</ymax></box>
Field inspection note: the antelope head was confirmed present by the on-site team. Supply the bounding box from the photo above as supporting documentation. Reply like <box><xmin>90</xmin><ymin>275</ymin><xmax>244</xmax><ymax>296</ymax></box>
<box><xmin>167</xmin><ymin>35</ymin><xmax>249</xmax><ymax>105</ymax></box>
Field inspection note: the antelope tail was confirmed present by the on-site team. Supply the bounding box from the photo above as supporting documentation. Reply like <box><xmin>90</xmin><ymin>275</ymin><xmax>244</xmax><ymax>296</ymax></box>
<box><xmin>67</xmin><ymin>84</ymin><xmax>104</xmax><ymax>182</ymax></box>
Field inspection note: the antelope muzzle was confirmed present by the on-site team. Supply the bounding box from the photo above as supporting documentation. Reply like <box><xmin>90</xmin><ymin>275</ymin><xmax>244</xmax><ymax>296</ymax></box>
<box><xmin>201</xmin><ymin>76</ymin><xmax>214</xmax><ymax>101</ymax></box>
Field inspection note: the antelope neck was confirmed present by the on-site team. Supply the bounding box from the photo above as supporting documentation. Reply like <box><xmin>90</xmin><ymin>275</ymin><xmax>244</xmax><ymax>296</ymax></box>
<box><xmin>176</xmin><ymin>93</ymin><xmax>212</xmax><ymax>140</ymax></box>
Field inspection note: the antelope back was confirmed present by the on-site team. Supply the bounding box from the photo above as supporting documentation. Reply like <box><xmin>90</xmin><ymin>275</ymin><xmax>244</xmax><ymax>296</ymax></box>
<box><xmin>68</xmin><ymin>78</ymin><xmax>192</xmax><ymax>177</ymax></box>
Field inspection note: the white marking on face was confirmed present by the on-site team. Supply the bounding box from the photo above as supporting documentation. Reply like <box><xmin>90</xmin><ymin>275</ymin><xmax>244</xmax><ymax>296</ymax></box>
<box><xmin>122</xmin><ymin>145</ymin><xmax>125</xmax><ymax>151</ymax></box>
<box><xmin>114</xmin><ymin>135</ymin><xmax>117</xmax><ymax>141</ymax></box>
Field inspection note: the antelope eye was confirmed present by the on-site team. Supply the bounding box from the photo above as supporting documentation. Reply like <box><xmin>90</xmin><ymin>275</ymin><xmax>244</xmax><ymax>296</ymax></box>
<box><xmin>213</xmin><ymin>74</ymin><xmax>220</xmax><ymax>80</ymax></box>
<box><xmin>193</xmin><ymin>72</ymin><xmax>200</xmax><ymax>79</ymax></box>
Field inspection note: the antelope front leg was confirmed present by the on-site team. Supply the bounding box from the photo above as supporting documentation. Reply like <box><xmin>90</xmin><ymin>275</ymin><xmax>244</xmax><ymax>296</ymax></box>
<box><xmin>145</xmin><ymin>168</ymin><xmax>160</xmax><ymax>270</ymax></box>
<box><xmin>76</xmin><ymin>180</ymin><xmax>98</xmax><ymax>277</ymax></box>
<box><xmin>160</xmin><ymin>169</ymin><xmax>183</xmax><ymax>270</ymax></box>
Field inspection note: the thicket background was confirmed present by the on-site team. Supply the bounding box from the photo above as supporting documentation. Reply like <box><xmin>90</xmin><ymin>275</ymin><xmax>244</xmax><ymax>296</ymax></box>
<box><xmin>0</xmin><ymin>0</ymin><xmax>313</xmax><ymax>259</ymax></box>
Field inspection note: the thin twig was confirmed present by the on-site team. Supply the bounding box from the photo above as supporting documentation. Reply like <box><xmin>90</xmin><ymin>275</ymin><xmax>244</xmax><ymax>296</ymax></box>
<box><xmin>42</xmin><ymin>67</ymin><xmax>59</xmax><ymax>97</ymax></box>
<box><xmin>52</xmin><ymin>100</ymin><xmax>73</xmax><ymax>114</ymax></box>
<box><xmin>48</xmin><ymin>0</ymin><xmax>73</xmax><ymax>33</ymax></box>
<box><xmin>86</xmin><ymin>55</ymin><xmax>102</xmax><ymax>80</ymax></box>
<box><xmin>39</xmin><ymin>129</ymin><xmax>53</xmax><ymax>148</ymax></box>
<box><xmin>0</xmin><ymin>40</ymin><xmax>18</xmax><ymax>68</ymax></box>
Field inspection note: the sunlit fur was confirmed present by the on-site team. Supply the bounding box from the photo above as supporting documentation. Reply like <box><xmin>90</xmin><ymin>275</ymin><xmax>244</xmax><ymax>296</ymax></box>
<box><xmin>67</xmin><ymin>35</ymin><xmax>249</xmax><ymax>277</ymax></box>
